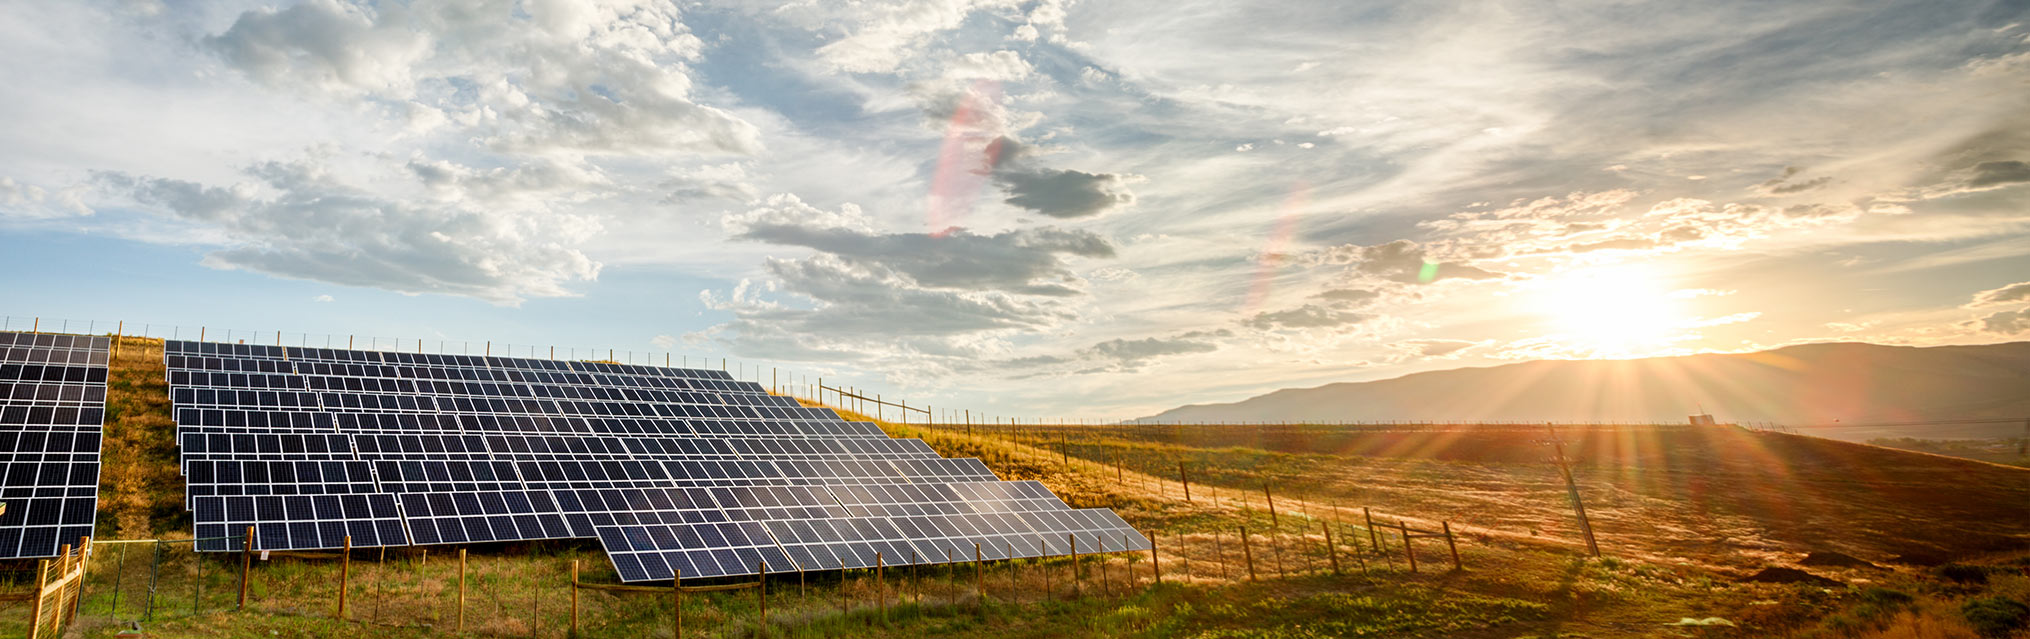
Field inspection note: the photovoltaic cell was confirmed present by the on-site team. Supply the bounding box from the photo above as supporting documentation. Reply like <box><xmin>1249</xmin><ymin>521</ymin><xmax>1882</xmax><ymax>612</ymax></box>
<box><xmin>162</xmin><ymin>339</ymin><xmax>1147</xmax><ymax>579</ymax></box>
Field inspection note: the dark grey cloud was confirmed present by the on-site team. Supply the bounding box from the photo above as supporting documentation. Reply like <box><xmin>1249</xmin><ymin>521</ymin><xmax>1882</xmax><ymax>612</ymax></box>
<box><xmin>1967</xmin><ymin>160</ymin><xmax>2030</xmax><ymax>189</ymax></box>
<box><xmin>659</xmin><ymin>164</ymin><xmax>759</xmax><ymax>204</ymax></box>
<box><xmin>734</xmin><ymin>206</ymin><xmax>1114</xmax><ymax>296</ymax></box>
<box><xmin>1401</xmin><ymin>339</ymin><xmax>1480</xmax><ymax>358</ymax></box>
<box><xmin>1244</xmin><ymin>304</ymin><xmax>1371</xmax><ymax>330</ymax></box>
<box><xmin>1972</xmin><ymin>308</ymin><xmax>2030</xmax><ymax>334</ymax></box>
<box><xmin>1068</xmin><ymin>328</ymin><xmax>1236</xmax><ymax>372</ymax></box>
<box><xmin>1317</xmin><ymin>239</ymin><xmax>1502</xmax><ymax>284</ymax></box>
<box><xmin>989</xmin><ymin>137</ymin><xmax>1135</xmax><ymax>219</ymax></box>
<box><xmin>1082</xmin><ymin>336</ymin><xmax>1219</xmax><ymax>364</ymax></box>
<box><xmin>747</xmin><ymin>255</ymin><xmax>1066</xmax><ymax>336</ymax></box>
<box><xmin>1756</xmin><ymin>167</ymin><xmax>1832</xmax><ymax>194</ymax></box>
<box><xmin>95</xmin><ymin>159</ymin><xmax>599</xmax><ymax>304</ymax></box>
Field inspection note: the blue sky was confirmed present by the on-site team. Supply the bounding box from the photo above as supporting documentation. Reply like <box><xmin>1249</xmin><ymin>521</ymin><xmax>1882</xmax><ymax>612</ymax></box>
<box><xmin>3</xmin><ymin>0</ymin><xmax>2028</xmax><ymax>420</ymax></box>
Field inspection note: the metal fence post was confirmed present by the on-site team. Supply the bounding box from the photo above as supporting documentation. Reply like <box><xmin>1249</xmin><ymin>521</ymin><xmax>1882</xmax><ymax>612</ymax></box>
<box><xmin>144</xmin><ymin>541</ymin><xmax>161</xmax><ymax>621</ymax></box>
<box><xmin>110</xmin><ymin>543</ymin><xmax>127</xmax><ymax>622</ymax></box>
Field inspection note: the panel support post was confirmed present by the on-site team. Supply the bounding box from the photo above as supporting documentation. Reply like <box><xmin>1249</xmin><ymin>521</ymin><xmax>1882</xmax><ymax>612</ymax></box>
<box><xmin>239</xmin><ymin>526</ymin><xmax>253</xmax><ymax>610</ymax></box>
<box><xmin>458</xmin><ymin>547</ymin><xmax>468</xmax><ymax>632</ymax></box>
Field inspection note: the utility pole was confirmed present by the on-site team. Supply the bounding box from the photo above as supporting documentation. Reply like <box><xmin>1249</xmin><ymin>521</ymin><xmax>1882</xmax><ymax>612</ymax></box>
<box><xmin>1543</xmin><ymin>423</ymin><xmax>1600</xmax><ymax>557</ymax></box>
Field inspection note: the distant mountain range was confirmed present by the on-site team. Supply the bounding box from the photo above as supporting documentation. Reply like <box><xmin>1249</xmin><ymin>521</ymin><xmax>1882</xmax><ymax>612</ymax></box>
<box><xmin>1135</xmin><ymin>341</ymin><xmax>2030</xmax><ymax>441</ymax></box>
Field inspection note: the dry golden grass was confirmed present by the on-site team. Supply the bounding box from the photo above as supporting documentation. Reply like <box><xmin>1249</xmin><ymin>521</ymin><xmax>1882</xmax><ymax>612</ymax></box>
<box><xmin>99</xmin><ymin>336</ymin><xmax>185</xmax><ymax>538</ymax></box>
<box><xmin>15</xmin><ymin>345</ymin><xmax>2023</xmax><ymax>639</ymax></box>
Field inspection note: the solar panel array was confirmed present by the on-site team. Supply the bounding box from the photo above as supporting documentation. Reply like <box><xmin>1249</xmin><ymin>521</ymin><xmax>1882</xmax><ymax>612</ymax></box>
<box><xmin>163</xmin><ymin>341</ymin><xmax>1146</xmax><ymax>581</ymax></box>
<box><xmin>0</xmin><ymin>332</ymin><xmax>107</xmax><ymax>559</ymax></box>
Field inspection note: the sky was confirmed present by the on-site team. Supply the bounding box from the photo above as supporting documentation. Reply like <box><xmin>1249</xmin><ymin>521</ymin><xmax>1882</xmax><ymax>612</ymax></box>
<box><xmin>2</xmin><ymin>0</ymin><xmax>2028</xmax><ymax>421</ymax></box>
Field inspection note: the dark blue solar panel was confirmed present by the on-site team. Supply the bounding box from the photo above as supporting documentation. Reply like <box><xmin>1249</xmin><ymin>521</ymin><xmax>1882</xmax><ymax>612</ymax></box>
<box><xmin>161</xmin><ymin>339</ymin><xmax>1145</xmax><ymax>576</ymax></box>
<box><xmin>0</xmin><ymin>332</ymin><xmax>107</xmax><ymax>559</ymax></box>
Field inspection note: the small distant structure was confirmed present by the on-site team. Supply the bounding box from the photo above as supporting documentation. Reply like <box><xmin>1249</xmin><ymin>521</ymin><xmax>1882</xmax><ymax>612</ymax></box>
<box><xmin>1688</xmin><ymin>403</ymin><xmax>1717</xmax><ymax>426</ymax></box>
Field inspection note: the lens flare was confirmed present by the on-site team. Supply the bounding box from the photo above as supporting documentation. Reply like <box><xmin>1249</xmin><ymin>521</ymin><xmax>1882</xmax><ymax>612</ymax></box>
<box><xmin>1243</xmin><ymin>182</ymin><xmax>1309</xmax><ymax>311</ymax></box>
<box><xmin>928</xmin><ymin>81</ymin><xmax>1005</xmax><ymax>237</ymax></box>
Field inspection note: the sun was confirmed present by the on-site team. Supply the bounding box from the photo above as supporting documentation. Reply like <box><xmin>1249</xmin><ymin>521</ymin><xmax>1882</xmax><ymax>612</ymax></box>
<box><xmin>1528</xmin><ymin>265</ymin><xmax>1690</xmax><ymax>357</ymax></box>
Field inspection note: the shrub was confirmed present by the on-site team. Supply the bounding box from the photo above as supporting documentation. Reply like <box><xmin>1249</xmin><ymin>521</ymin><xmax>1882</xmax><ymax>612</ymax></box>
<box><xmin>1939</xmin><ymin>564</ymin><xmax>1992</xmax><ymax>585</ymax></box>
<box><xmin>1859</xmin><ymin>587</ymin><xmax>1915</xmax><ymax>607</ymax></box>
<box><xmin>1961</xmin><ymin>597</ymin><xmax>2029</xmax><ymax>638</ymax></box>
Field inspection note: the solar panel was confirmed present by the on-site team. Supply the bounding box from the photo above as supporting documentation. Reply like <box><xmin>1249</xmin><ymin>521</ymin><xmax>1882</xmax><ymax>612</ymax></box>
<box><xmin>0</xmin><ymin>332</ymin><xmax>108</xmax><ymax>558</ymax></box>
<box><xmin>163</xmin><ymin>339</ymin><xmax>1147</xmax><ymax>579</ymax></box>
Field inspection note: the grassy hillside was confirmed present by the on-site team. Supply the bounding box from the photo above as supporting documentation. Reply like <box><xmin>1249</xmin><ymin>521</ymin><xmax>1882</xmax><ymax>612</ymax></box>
<box><xmin>5</xmin><ymin>335</ymin><xmax>2027</xmax><ymax>639</ymax></box>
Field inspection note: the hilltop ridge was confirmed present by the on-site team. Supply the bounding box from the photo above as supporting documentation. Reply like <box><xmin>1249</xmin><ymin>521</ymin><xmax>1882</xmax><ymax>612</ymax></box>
<box><xmin>1135</xmin><ymin>341</ymin><xmax>2030</xmax><ymax>438</ymax></box>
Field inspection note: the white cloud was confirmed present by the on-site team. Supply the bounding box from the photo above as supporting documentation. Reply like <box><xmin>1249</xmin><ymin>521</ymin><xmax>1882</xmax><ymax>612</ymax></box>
<box><xmin>944</xmin><ymin>50</ymin><xmax>1034</xmax><ymax>82</ymax></box>
<box><xmin>1967</xmin><ymin>281</ymin><xmax>2030</xmax><ymax>308</ymax></box>
<box><xmin>204</xmin><ymin>0</ymin><xmax>761</xmax><ymax>157</ymax></box>
<box><xmin>0</xmin><ymin>177</ymin><xmax>90</xmax><ymax>219</ymax></box>
<box><xmin>97</xmin><ymin>157</ymin><xmax>601</xmax><ymax>305</ymax></box>
<box><xmin>812</xmin><ymin>0</ymin><xmax>1020</xmax><ymax>74</ymax></box>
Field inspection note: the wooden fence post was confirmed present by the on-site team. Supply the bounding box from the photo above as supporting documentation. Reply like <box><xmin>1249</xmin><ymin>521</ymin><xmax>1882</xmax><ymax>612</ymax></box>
<box><xmin>1265</xmin><ymin>484</ymin><xmax>1278</xmax><ymax>528</ymax></box>
<box><xmin>337</xmin><ymin>535</ymin><xmax>350</xmax><ymax>620</ymax></box>
<box><xmin>1100</xmin><ymin>544</ymin><xmax>1111</xmax><ymax>599</ymax></box>
<box><xmin>875</xmin><ymin>551</ymin><xmax>885</xmax><ymax>623</ymax></box>
<box><xmin>1324</xmin><ymin>522</ymin><xmax>1341</xmax><ymax>575</ymax></box>
<box><xmin>1040</xmin><ymin>536</ymin><xmax>1051</xmax><ymax>599</ymax></box>
<box><xmin>1444</xmin><ymin>521</ymin><xmax>1461</xmax><ymax>571</ymax></box>
<box><xmin>568</xmin><ymin>560</ymin><xmax>578</xmax><ymax>636</ymax></box>
<box><xmin>458</xmin><ymin>547</ymin><xmax>468</xmax><ymax>632</ymax></box>
<box><xmin>239</xmin><ymin>525</ymin><xmax>253</xmax><ymax>609</ymax></box>
<box><xmin>974</xmin><ymin>543</ymin><xmax>983</xmax><ymax>607</ymax></box>
<box><xmin>758</xmin><ymin>560</ymin><xmax>768</xmax><ymax>637</ymax></box>
<box><xmin>1213</xmin><ymin>530</ymin><xmax>1228</xmax><ymax>580</ymax></box>
<box><xmin>1151</xmin><ymin>531</ymin><xmax>1161</xmax><ymax>584</ymax></box>
<box><xmin>1005</xmin><ymin>541</ymin><xmax>1016</xmax><ymax>601</ymax></box>
<box><xmin>1240</xmin><ymin>526</ymin><xmax>1257</xmax><ymax>582</ymax></box>
<box><xmin>28</xmin><ymin>559</ymin><xmax>47</xmax><ymax>639</ymax></box>
<box><xmin>1069</xmin><ymin>534</ymin><xmax>1080</xmax><ymax>597</ymax></box>
<box><xmin>672</xmin><ymin>567</ymin><xmax>683</xmax><ymax>638</ymax></box>
<box><xmin>47</xmin><ymin>544</ymin><xmax>69</xmax><ymax>636</ymax></box>
<box><xmin>1179</xmin><ymin>462</ymin><xmax>1191</xmax><ymax>502</ymax></box>
<box><xmin>1399</xmin><ymin>520</ymin><xmax>1418</xmax><ymax>573</ymax></box>
<box><xmin>1363</xmin><ymin>508</ymin><xmax>1381</xmax><ymax>551</ymax></box>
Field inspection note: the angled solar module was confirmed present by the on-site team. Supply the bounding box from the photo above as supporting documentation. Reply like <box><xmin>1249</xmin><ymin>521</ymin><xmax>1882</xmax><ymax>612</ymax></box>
<box><xmin>162</xmin><ymin>340</ymin><xmax>1148</xmax><ymax>580</ymax></box>
<box><xmin>0</xmin><ymin>332</ymin><xmax>108</xmax><ymax>559</ymax></box>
